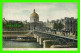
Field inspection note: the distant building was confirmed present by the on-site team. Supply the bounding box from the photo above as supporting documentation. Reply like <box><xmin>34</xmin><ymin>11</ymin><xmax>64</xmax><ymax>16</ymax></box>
<box><xmin>3</xmin><ymin>18</ymin><xmax>7</xmax><ymax>31</ymax></box>
<box><xmin>28</xmin><ymin>9</ymin><xmax>44</xmax><ymax>30</ymax></box>
<box><xmin>30</xmin><ymin>9</ymin><xmax>39</xmax><ymax>23</ymax></box>
<box><xmin>61</xmin><ymin>17</ymin><xmax>77</xmax><ymax>34</ymax></box>
<box><xmin>3</xmin><ymin>18</ymin><xmax>7</xmax><ymax>24</ymax></box>
<box><xmin>44</xmin><ymin>19</ymin><xmax>54</xmax><ymax>29</ymax></box>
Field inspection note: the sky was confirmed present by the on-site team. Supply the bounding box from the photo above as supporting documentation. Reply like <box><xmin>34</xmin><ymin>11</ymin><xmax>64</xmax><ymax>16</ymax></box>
<box><xmin>3</xmin><ymin>3</ymin><xmax>77</xmax><ymax>22</ymax></box>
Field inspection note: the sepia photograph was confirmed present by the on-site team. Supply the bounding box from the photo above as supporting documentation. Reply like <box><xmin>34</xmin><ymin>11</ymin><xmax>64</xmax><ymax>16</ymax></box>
<box><xmin>3</xmin><ymin>3</ymin><xmax>77</xmax><ymax>50</ymax></box>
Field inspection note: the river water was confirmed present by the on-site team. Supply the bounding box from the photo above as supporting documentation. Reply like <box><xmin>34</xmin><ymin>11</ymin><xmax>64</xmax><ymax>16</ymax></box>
<box><xmin>3</xmin><ymin>40</ymin><xmax>42</xmax><ymax>48</ymax></box>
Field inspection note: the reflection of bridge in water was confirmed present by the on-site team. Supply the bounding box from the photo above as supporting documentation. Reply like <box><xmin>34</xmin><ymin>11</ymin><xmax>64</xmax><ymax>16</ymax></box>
<box><xmin>3</xmin><ymin>31</ymin><xmax>77</xmax><ymax>48</ymax></box>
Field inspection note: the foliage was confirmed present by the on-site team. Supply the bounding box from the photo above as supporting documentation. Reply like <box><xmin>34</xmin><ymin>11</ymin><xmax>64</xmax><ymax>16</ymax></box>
<box><xmin>53</xmin><ymin>22</ymin><xmax>64</xmax><ymax>30</ymax></box>
<box><xmin>3</xmin><ymin>21</ymin><xmax>24</xmax><ymax>30</ymax></box>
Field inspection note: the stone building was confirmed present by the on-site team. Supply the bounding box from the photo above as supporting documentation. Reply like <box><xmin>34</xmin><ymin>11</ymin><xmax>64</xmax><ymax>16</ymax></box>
<box><xmin>60</xmin><ymin>17</ymin><xmax>77</xmax><ymax>36</ymax></box>
<box><xmin>64</xmin><ymin>17</ymin><xmax>77</xmax><ymax>32</ymax></box>
<box><xmin>30</xmin><ymin>9</ymin><xmax>39</xmax><ymax>23</ymax></box>
<box><xmin>28</xmin><ymin>9</ymin><xmax>44</xmax><ymax>30</ymax></box>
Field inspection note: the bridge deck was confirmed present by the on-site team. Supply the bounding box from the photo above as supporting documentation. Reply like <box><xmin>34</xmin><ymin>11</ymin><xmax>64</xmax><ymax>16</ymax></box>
<box><xmin>34</xmin><ymin>31</ymin><xmax>77</xmax><ymax>41</ymax></box>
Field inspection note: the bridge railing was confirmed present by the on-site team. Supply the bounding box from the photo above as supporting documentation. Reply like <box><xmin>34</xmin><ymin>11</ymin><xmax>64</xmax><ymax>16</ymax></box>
<box><xmin>33</xmin><ymin>31</ymin><xmax>77</xmax><ymax>43</ymax></box>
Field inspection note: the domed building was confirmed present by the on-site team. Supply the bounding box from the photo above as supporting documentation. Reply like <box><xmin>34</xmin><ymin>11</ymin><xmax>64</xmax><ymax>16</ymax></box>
<box><xmin>30</xmin><ymin>9</ymin><xmax>39</xmax><ymax>23</ymax></box>
<box><xmin>28</xmin><ymin>9</ymin><xmax>44</xmax><ymax>30</ymax></box>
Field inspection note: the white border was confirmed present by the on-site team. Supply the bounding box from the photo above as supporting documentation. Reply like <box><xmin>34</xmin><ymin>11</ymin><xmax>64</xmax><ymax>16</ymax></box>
<box><xmin>3</xmin><ymin>48</ymin><xmax>77</xmax><ymax>51</ymax></box>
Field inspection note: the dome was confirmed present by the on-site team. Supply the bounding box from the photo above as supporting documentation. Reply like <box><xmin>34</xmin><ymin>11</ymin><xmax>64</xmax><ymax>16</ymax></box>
<box><xmin>30</xmin><ymin>9</ymin><xmax>39</xmax><ymax>22</ymax></box>
<box><xmin>30</xmin><ymin>9</ymin><xmax>39</xmax><ymax>18</ymax></box>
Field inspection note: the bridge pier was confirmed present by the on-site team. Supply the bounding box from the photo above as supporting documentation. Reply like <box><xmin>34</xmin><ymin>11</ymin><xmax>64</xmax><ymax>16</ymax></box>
<box><xmin>33</xmin><ymin>34</ymin><xmax>37</xmax><ymax>38</ymax></box>
<box><xmin>37</xmin><ymin>36</ymin><xmax>40</xmax><ymax>42</ymax></box>
<box><xmin>43</xmin><ymin>40</ymin><xmax>58</xmax><ymax>48</ymax></box>
<box><xmin>38</xmin><ymin>37</ymin><xmax>50</xmax><ymax>45</ymax></box>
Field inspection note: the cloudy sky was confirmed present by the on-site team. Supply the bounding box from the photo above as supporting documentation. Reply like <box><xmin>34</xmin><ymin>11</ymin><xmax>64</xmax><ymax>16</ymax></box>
<box><xmin>3</xmin><ymin>3</ymin><xmax>77</xmax><ymax>22</ymax></box>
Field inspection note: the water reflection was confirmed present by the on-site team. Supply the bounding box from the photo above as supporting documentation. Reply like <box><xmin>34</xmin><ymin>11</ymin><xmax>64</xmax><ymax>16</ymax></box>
<box><xmin>3</xmin><ymin>40</ymin><xmax>42</xmax><ymax>48</ymax></box>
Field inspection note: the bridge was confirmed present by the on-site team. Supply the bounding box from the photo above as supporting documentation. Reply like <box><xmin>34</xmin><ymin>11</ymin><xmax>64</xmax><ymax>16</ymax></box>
<box><xmin>33</xmin><ymin>31</ymin><xmax>77</xmax><ymax>48</ymax></box>
<box><xmin>3</xmin><ymin>31</ymin><xmax>77</xmax><ymax>48</ymax></box>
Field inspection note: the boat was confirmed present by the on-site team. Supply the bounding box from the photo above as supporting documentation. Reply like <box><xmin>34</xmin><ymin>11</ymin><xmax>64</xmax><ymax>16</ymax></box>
<box><xmin>15</xmin><ymin>37</ymin><xmax>37</xmax><ymax>42</ymax></box>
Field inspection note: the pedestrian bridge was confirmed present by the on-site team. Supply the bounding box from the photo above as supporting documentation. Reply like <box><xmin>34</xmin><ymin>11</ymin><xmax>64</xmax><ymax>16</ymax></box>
<box><xmin>33</xmin><ymin>31</ymin><xmax>77</xmax><ymax>48</ymax></box>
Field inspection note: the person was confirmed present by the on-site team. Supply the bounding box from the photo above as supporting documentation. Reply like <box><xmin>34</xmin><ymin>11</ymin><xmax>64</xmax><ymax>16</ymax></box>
<box><xmin>63</xmin><ymin>30</ymin><xmax>65</xmax><ymax>36</ymax></box>
<box><xmin>65</xmin><ymin>30</ymin><xmax>67</xmax><ymax>35</ymax></box>
<box><xmin>54</xmin><ymin>29</ymin><xmax>56</xmax><ymax>34</ymax></box>
<box><xmin>75</xmin><ymin>31</ymin><xmax>77</xmax><ymax>39</ymax></box>
<box><xmin>68</xmin><ymin>30</ymin><xmax>70</xmax><ymax>35</ymax></box>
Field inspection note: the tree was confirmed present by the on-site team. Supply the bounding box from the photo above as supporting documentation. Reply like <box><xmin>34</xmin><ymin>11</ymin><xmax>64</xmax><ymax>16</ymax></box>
<box><xmin>53</xmin><ymin>22</ymin><xmax>64</xmax><ymax>30</ymax></box>
<box><xmin>4</xmin><ymin>21</ymin><xmax>24</xmax><ymax>31</ymax></box>
<box><xmin>58</xmin><ymin>23</ymin><xmax>64</xmax><ymax>30</ymax></box>
<box><xmin>54</xmin><ymin>23</ymin><xmax>58</xmax><ymax>30</ymax></box>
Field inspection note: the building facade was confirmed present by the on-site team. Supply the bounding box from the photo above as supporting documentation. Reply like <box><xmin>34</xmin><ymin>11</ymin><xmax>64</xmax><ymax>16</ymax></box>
<box><xmin>30</xmin><ymin>9</ymin><xmax>39</xmax><ymax>23</ymax></box>
<box><xmin>64</xmin><ymin>17</ymin><xmax>77</xmax><ymax>32</ymax></box>
<box><xmin>28</xmin><ymin>9</ymin><xmax>44</xmax><ymax>30</ymax></box>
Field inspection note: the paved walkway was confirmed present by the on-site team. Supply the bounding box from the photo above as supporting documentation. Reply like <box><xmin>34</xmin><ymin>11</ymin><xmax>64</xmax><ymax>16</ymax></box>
<box><xmin>43</xmin><ymin>31</ymin><xmax>77</xmax><ymax>39</ymax></box>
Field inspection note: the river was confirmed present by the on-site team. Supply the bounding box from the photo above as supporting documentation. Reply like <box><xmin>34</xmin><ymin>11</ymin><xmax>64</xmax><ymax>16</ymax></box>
<box><xmin>3</xmin><ymin>40</ymin><xmax>42</xmax><ymax>48</ymax></box>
